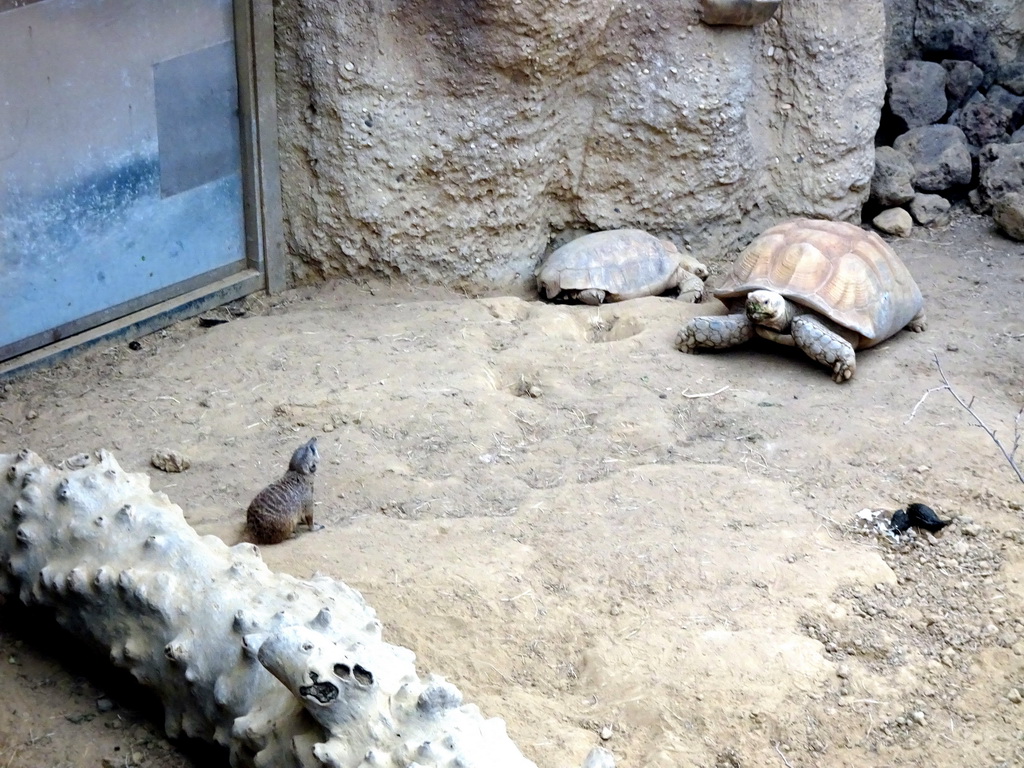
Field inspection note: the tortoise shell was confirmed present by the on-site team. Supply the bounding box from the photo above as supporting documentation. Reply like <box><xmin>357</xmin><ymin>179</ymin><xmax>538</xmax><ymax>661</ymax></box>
<box><xmin>537</xmin><ymin>229</ymin><xmax>704</xmax><ymax>302</ymax></box>
<box><xmin>713</xmin><ymin>218</ymin><xmax>924</xmax><ymax>346</ymax></box>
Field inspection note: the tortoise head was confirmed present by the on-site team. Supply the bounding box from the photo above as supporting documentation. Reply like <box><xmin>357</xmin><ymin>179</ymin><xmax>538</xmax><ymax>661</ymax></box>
<box><xmin>745</xmin><ymin>290</ymin><xmax>791</xmax><ymax>331</ymax></box>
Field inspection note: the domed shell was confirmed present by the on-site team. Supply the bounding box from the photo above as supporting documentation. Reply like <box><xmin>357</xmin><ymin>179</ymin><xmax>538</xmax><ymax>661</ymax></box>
<box><xmin>537</xmin><ymin>230</ymin><xmax>689</xmax><ymax>301</ymax></box>
<box><xmin>713</xmin><ymin>219</ymin><xmax>924</xmax><ymax>345</ymax></box>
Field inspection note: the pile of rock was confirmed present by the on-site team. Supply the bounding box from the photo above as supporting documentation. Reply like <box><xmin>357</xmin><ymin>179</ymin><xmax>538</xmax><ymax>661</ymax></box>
<box><xmin>868</xmin><ymin>33</ymin><xmax>1024</xmax><ymax>241</ymax></box>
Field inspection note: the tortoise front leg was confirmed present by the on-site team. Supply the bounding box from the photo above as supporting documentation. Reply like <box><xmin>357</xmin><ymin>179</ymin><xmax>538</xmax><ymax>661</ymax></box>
<box><xmin>577</xmin><ymin>289</ymin><xmax>607</xmax><ymax>305</ymax></box>
<box><xmin>676</xmin><ymin>313</ymin><xmax>755</xmax><ymax>352</ymax></box>
<box><xmin>676</xmin><ymin>273</ymin><xmax>707</xmax><ymax>304</ymax></box>
<box><xmin>908</xmin><ymin>308</ymin><xmax>927</xmax><ymax>333</ymax></box>
<box><xmin>790</xmin><ymin>315</ymin><xmax>856</xmax><ymax>382</ymax></box>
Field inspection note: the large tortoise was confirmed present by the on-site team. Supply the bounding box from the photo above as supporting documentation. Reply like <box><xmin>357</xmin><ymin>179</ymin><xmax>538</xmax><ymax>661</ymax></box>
<box><xmin>676</xmin><ymin>218</ymin><xmax>926</xmax><ymax>382</ymax></box>
<box><xmin>537</xmin><ymin>229</ymin><xmax>709</xmax><ymax>305</ymax></box>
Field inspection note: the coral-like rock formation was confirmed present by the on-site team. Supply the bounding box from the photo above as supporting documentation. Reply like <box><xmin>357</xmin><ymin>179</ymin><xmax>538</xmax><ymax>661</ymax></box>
<box><xmin>0</xmin><ymin>449</ymin><xmax>536</xmax><ymax>768</ymax></box>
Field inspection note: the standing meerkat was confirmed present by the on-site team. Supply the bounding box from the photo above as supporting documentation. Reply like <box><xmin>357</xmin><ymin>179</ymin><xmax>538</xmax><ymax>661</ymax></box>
<box><xmin>245</xmin><ymin>437</ymin><xmax>322</xmax><ymax>545</ymax></box>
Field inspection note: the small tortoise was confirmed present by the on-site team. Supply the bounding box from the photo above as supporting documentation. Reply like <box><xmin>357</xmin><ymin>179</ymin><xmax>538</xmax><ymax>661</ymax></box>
<box><xmin>246</xmin><ymin>437</ymin><xmax>322</xmax><ymax>545</ymax></box>
<box><xmin>676</xmin><ymin>218</ymin><xmax>926</xmax><ymax>382</ymax></box>
<box><xmin>537</xmin><ymin>229</ymin><xmax>709</xmax><ymax>305</ymax></box>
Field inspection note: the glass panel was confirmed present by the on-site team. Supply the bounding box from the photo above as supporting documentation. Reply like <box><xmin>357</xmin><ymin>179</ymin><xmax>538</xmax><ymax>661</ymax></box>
<box><xmin>0</xmin><ymin>0</ymin><xmax>245</xmax><ymax>357</ymax></box>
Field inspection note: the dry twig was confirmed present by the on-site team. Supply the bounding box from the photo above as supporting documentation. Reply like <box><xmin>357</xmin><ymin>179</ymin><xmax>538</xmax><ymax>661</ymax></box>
<box><xmin>906</xmin><ymin>354</ymin><xmax>1023</xmax><ymax>484</ymax></box>
<box><xmin>773</xmin><ymin>742</ymin><xmax>795</xmax><ymax>768</ymax></box>
<box><xmin>680</xmin><ymin>385</ymin><xmax>730</xmax><ymax>399</ymax></box>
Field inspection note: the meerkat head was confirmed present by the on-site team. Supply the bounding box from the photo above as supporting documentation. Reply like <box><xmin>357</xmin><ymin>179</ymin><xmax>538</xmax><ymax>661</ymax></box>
<box><xmin>289</xmin><ymin>437</ymin><xmax>319</xmax><ymax>475</ymax></box>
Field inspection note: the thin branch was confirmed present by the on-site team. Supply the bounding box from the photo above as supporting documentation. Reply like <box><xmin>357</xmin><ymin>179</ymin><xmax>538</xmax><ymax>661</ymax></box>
<box><xmin>680</xmin><ymin>385</ymin><xmax>730</xmax><ymax>399</ymax></box>
<box><xmin>773</xmin><ymin>742</ymin><xmax>795</xmax><ymax>768</ymax></box>
<box><xmin>905</xmin><ymin>384</ymin><xmax>948</xmax><ymax>424</ymax></box>
<box><xmin>914</xmin><ymin>354</ymin><xmax>1024</xmax><ymax>484</ymax></box>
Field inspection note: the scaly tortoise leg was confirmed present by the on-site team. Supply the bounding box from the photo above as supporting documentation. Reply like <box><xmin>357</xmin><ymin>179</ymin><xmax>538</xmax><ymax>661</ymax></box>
<box><xmin>790</xmin><ymin>314</ymin><xmax>856</xmax><ymax>383</ymax></box>
<box><xmin>576</xmin><ymin>289</ymin><xmax>606</xmax><ymax>305</ymax></box>
<box><xmin>676</xmin><ymin>313</ymin><xmax>755</xmax><ymax>352</ymax></box>
<box><xmin>908</xmin><ymin>308</ymin><xmax>927</xmax><ymax>333</ymax></box>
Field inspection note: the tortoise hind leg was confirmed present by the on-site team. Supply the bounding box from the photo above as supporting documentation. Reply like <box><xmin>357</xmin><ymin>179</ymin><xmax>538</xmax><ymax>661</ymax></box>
<box><xmin>576</xmin><ymin>289</ymin><xmax>606</xmax><ymax>305</ymax></box>
<box><xmin>676</xmin><ymin>313</ymin><xmax>755</xmax><ymax>352</ymax></box>
<box><xmin>908</xmin><ymin>307</ymin><xmax>927</xmax><ymax>333</ymax></box>
<box><xmin>790</xmin><ymin>315</ymin><xmax>856</xmax><ymax>382</ymax></box>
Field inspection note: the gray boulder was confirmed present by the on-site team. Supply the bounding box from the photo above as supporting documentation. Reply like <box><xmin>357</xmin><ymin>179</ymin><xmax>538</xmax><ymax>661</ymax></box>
<box><xmin>893</xmin><ymin>125</ymin><xmax>974</xmax><ymax>192</ymax></box>
<box><xmin>957</xmin><ymin>99</ymin><xmax>1013</xmax><ymax>149</ymax></box>
<box><xmin>997</xmin><ymin>61</ymin><xmax>1024</xmax><ymax>97</ymax></box>
<box><xmin>942</xmin><ymin>60</ymin><xmax>985</xmax><ymax>111</ymax></box>
<box><xmin>888</xmin><ymin>61</ymin><xmax>949</xmax><ymax>129</ymax></box>
<box><xmin>986</xmin><ymin>86</ymin><xmax>1024</xmax><ymax>132</ymax></box>
<box><xmin>871</xmin><ymin>146</ymin><xmax>917</xmax><ymax>206</ymax></box>
<box><xmin>917</xmin><ymin>21</ymin><xmax>998</xmax><ymax>87</ymax></box>
<box><xmin>909</xmin><ymin>193</ymin><xmax>951</xmax><ymax>227</ymax></box>
<box><xmin>1012</xmin><ymin>126</ymin><xmax>1024</xmax><ymax>144</ymax></box>
<box><xmin>993</xmin><ymin>192</ymin><xmax>1024</xmax><ymax>241</ymax></box>
<box><xmin>972</xmin><ymin>142</ymin><xmax>1024</xmax><ymax>213</ymax></box>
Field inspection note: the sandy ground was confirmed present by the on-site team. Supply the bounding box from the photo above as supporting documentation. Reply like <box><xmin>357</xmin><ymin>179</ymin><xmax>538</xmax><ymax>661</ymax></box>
<box><xmin>1</xmin><ymin>210</ymin><xmax>1023</xmax><ymax>768</ymax></box>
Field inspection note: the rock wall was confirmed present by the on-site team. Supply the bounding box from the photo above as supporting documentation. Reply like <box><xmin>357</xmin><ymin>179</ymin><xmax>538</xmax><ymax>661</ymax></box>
<box><xmin>274</xmin><ymin>0</ymin><xmax>886</xmax><ymax>287</ymax></box>
<box><xmin>883</xmin><ymin>0</ymin><xmax>1024</xmax><ymax>77</ymax></box>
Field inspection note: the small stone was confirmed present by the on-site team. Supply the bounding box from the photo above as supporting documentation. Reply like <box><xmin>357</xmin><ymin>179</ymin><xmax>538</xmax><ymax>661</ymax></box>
<box><xmin>993</xmin><ymin>191</ymin><xmax>1024</xmax><ymax>242</ymax></box>
<box><xmin>963</xmin><ymin>524</ymin><xmax>982</xmax><ymax>537</ymax></box>
<box><xmin>836</xmin><ymin>663</ymin><xmax>851</xmax><ymax>679</ymax></box>
<box><xmin>131</xmin><ymin>752</ymin><xmax>144</xmax><ymax>765</ymax></box>
<box><xmin>946</xmin><ymin>342</ymin><xmax>959</xmax><ymax>352</ymax></box>
<box><xmin>872</xmin><ymin>208</ymin><xmax>914</xmax><ymax>237</ymax></box>
<box><xmin>582</xmin><ymin>746</ymin><xmax>616</xmax><ymax>768</ymax></box>
<box><xmin>25</xmin><ymin>410</ymin><xmax>38</xmax><ymax>421</ymax></box>
<box><xmin>1008</xmin><ymin>688</ymin><xmax>1023</xmax><ymax>704</ymax></box>
<box><xmin>600</xmin><ymin>725</ymin><xmax>614</xmax><ymax>740</ymax></box>
<box><xmin>909</xmin><ymin>193</ymin><xmax>951</xmax><ymax>227</ymax></box>
<box><xmin>911</xmin><ymin>710</ymin><xmax>926</xmax><ymax>725</ymax></box>
<box><xmin>96</xmin><ymin>697</ymin><xmax>115</xmax><ymax>713</ymax></box>
<box><xmin>151</xmin><ymin>450</ymin><xmax>191</xmax><ymax>473</ymax></box>
<box><xmin>322</xmin><ymin>422</ymin><xmax>335</xmax><ymax>433</ymax></box>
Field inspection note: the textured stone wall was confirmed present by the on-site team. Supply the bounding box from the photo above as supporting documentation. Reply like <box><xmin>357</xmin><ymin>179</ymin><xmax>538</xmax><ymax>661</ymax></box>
<box><xmin>883</xmin><ymin>0</ymin><xmax>1024</xmax><ymax>76</ymax></box>
<box><xmin>274</xmin><ymin>0</ymin><xmax>886</xmax><ymax>288</ymax></box>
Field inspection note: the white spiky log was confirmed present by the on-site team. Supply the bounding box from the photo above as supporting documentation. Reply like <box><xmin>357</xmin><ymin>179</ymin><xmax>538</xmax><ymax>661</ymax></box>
<box><xmin>0</xmin><ymin>450</ymin><xmax>538</xmax><ymax>768</ymax></box>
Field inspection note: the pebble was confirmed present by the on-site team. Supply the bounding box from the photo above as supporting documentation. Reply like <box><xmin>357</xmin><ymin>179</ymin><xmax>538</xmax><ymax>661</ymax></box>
<box><xmin>150</xmin><ymin>450</ymin><xmax>191</xmax><ymax>473</ymax></box>
<box><xmin>911</xmin><ymin>710</ymin><xmax>926</xmax><ymax>725</ymax></box>
<box><xmin>96</xmin><ymin>697</ymin><xmax>115</xmax><ymax>713</ymax></box>
<box><xmin>1009</xmin><ymin>688</ymin><xmax>1023</xmax><ymax>704</ymax></box>
<box><xmin>600</xmin><ymin>725</ymin><xmax>614</xmax><ymax>740</ymax></box>
<box><xmin>582</xmin><ymin>746</ymin><xmax>616</xmax><ymax>768</ymax></box>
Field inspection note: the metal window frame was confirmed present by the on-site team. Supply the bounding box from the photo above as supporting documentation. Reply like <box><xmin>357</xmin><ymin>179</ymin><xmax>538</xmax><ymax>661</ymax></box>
<box><xmin>1</xmin><ymin>0</ymin><xmax>284</xmax><ymax>378</ymax></box>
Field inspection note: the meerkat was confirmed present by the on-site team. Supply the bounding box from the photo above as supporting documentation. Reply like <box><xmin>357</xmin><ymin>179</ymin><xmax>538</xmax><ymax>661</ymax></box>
<box><xmin>245</xmin><ymin>437</ymin><xmax>322</xmax><ymax>545</ymax></box>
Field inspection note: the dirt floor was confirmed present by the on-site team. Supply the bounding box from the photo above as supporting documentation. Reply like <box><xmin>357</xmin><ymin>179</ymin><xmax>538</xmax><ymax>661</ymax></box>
<box><xmin>1</xmin><ymin>210</ymin><xmax>1023</xmax><ymax>768</ymax></box>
